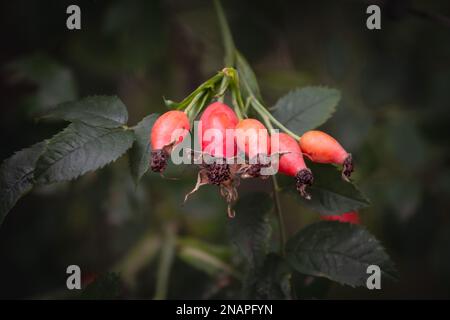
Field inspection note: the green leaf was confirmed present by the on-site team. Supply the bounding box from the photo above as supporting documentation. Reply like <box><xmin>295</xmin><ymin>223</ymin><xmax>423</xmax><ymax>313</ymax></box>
<box><xmin>272</xmin><ymin>87</ymin><xmax>340</xmax><ymax>135</ymax></box>
<box><xmin>35</xmin><ymin>123</ymin><xmax>134</xmax><ymax>184</ymax></box>
<box><xmin>229</xmin><ymin>192</ymin><xmax>273</xmax><ymax>269</ymax></box>
<box><xmin>286</xmin><ymin>221</ymin><xmax>398</xmax><ymax>287</ymax></box>
<box><xmin>0</xmin><ymin>142</ymin><xmax>47</xmax><ymax>224</ymax></box>
<box><xmin>285</xmin><ymin>163</ymin><xmax>370</xmax><ymax>215</ymax></box>
<box><xmin>129</xmin><ymin>114</ymin><xmax>158</xmax><ymax>185</ymax></box>
<box><xmin>243</xmin><ymin>253</ymin><xmax>292</xmax><ymax>300</ymax></box>
<box><xmin>42</xmin><ymin>96</ymin><xmax>128</xmax><ymax>128</ymax></box>
<box><xmin>236</xmin><ymin>50</ymin><xmax>262</xmax><ymax>100</ymax></box>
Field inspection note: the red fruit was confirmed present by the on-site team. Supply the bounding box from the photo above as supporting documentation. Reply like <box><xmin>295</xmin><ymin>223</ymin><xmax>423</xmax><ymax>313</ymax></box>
<box><xmin>271</xmin><ymin>132</ymin><xmax>313</xmax><ymax>199</ymax></box>
<box><xmin>199</xmin><ymin>102</ymin><xmax>238</xmax><ymax>159</ymax></box>
<box><xmin>321</xmin><ymin>211</ymin><xmax>360</xmax><ymax>224</ymax></box>
<box><xmin>235</xmin><ymin>119</ymin><xmax>270</xmax><ymax>158</ymax></box>
<box><xmin>299</xmin><ymin>130</ymin><xmax>353</xmax><ymax>181</ymax></box>
<box><xmin>150</xmin><ymin>110</ymin><xmax>190</xmax><ymax>173</ymax></box>
<box><xmin>235</xmin><ymin>119</ymin><xmax>271</xmax><ymax>178</ymax></box>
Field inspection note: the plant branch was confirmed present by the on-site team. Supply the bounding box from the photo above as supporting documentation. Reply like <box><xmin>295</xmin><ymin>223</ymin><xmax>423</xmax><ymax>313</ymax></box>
<box><xmin>214</xmin><ymin>0</ymin><xmax>236</xmax><ymax>66</ymax></box>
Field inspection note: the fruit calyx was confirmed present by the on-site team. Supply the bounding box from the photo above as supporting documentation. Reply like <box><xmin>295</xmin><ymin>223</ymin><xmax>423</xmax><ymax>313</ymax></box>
<box><xmin>342</xmin><ymin>154</ymin><xmax>354</xmax><ymax>182</ymax></box>
<box><xmin>295</xmin><ymin>168</ymin><xmax>314</xmax><ymax>200</ymax></box>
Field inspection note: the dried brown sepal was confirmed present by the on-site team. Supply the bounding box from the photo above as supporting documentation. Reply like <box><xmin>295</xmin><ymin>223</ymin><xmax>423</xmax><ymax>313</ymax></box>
<box><xmin>236</xmin><ymin>154</ymin><xmax>272</xmax><ymax>179</ymax></box>
<box><xmin>295</xmin><ymin>168</ymin><xmax>314</xmax><ymax>200</ymax></box>
<box><xmin>184</xmin><ymin>155</ymin><xmax>241</xmax><ymax>219</ymax></box>
<box><xmin>150</xmin><ymin>141</ymin><xmax>177</xmax><ymax>173</ymax></box>
<box><xmin>150</xmin><ymin>149</ymin><xmax>168</xmax><ymax>173</ymax></box>
<box><xmin>184</xmin><ymin>169</ymin><xmax>210</xmax><ymax>203</ymax></box>
<box><xmin>220</xmin><ymin>179</ymin><xmax>239</xmax><ymax>218</ymax></box>
<box><xmin>342</xmin><ymin>154</ymin><xmax>353</xmax><ymax>182</ymax></box>
<box><xmin>203</xmin><ymin>161</ymin><xmax>231</xmax><ymax>185</ymax></box>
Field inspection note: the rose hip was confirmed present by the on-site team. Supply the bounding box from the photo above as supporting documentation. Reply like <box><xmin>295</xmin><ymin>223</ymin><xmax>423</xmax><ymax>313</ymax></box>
<box><xmin>271</xmin><ymin>132</ymin><xmax>313</xmax><ymax>199</ymax></box>
<box><xmin>150</xmin><ymin>110</ymin><xmax>190</xmax><ymax>173</ymax></box>
<box><xmin>235</xmin><ymin>118</ymin><xmax>270</xmax><ymax>178</ymax></box>
<box><xmin>299</xmin><ymin>130</ymin><xmax>353</xmax><ymax>181</ymax></box>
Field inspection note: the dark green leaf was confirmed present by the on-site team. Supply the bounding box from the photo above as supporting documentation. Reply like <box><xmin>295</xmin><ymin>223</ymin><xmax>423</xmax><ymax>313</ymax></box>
<box><xmin>292</xmin><ymin>272</ymin><xmax>332</xmax><ymax>299</ymax></box>
<box><xmin>285</xmin><ymin>163</ymin><xmax>370</xmax><ymax>215</ymax></box>
<box><xmin>229</xmin><ymin>192</ymin><xmax>272</xmax><ymax>269</ymax></box>
<box><xmin>244</xmin><ymin>253</ymin><xmax>292</xmax><ymax>300</ymax></box>
<box><xmin>35</xmin><ymin>123</ymin><xmax>134</xmax><ymax>184</ymax></box>
<box><xmin>286</xmin><ymin>221</ymin><xmax>398</xmax><ymax>287</ymax></box>
<box><xmin>42</xmin><ymin>96</ymin><xmax>128</xmax><ymax>128</ymax></box>
<box><xmin>129</xmin><ymin>114</ymin><xmax>158</xmax><ymax>184</ymax></box>
<box><xmin>236</xmin><ymin>50</ymin><xmax>262</xmax><ymax>100</ymax></box>
<box><xmin>0</xmin><ymin>142</ymin><xmax>47</xmax><ymax>224</ymax></box>
<box><xmin>272</xmin><ymin>87</ymin><xmax>340</xmax><ymax>135</ymax></box>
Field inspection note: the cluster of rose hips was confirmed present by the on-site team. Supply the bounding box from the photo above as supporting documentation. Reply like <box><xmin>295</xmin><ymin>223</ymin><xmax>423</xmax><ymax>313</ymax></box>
<box><xmin>149</xmin><ymin>99</ymin><xmax>353</xmax><ymax>218</ymax></box>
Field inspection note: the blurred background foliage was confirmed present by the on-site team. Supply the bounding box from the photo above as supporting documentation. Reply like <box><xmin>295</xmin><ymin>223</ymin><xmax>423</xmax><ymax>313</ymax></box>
<box><xmin>1</xmin><ymin>0</ymin><xmax>450</xmax><ymax>298</ymax></box>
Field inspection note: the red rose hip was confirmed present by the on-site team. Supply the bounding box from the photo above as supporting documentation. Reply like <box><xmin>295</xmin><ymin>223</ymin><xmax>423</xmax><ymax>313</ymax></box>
<box><xmin>150</xmin><ymin>110</ymin><xmax>190</xmax><ymax>173</ymax></box>
<box><xmin>199</xmin><ymin>102</ymin><xmax>238</xmax><ymax>185</ymax></box>
<box><xmin>271</xmin><ymin>132</ymin><xmax>313</xmax><ymax>199</ymax></box>
<box><xmin>235</xmin><ymin>118</ymin><xmax>270</xmax><ymax>178</ymax></box>
<box><xmin>299</xmin><ymin>130</ymin><xmax>353</xmax><ymax>181</ymax></box>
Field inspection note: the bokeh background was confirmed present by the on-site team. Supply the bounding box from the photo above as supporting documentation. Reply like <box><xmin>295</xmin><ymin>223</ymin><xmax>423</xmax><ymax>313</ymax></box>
<box><xmin>1</xmin><ymin>0</ymin><xmax>450</xmax><ymax>299</ymax></box>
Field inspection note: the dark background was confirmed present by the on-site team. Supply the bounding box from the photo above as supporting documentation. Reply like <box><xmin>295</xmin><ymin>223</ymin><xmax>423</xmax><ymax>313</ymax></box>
<box><xmin>1</xmin><ymin>0</ymin><xmax>450</xmax><ymax>299</ymax></box>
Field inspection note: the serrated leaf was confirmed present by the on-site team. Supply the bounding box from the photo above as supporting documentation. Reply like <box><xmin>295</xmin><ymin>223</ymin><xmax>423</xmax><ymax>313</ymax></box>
<box><xmin>129</xmin><ymin>114</ymin><xmax>158</xmax><ymax>184</ymax></box>
<box><xmin>42</xmin><ymin>96</ymin><xmax>128</xmax><ymax>128</ymax></box>
<box><xmin>272</xmin><ymin>87</ymin><xmax>340</xmax><ymax>135</ymax></box>
<box><xmin>0</xmin><ymin>142</ymin><xmax>47</xmax><ymax>224</ymax></box>
<box><xmin>285</xmin><ymin>163</ymin><xmax>370</xmax><ymax>215</ymax></box>
<box><xmin>286</xmin><ymin>221</ymin><xmax>398</xmax><ymax>287</ymax></box>
<box><xmin>244</xmin><ymin>253</ymin><xmax>292</xmax><ymax>300</ymax></box>
<box><xmin>229</xmin><ymin>192</ymin><xmax>272</xmax><ymax>269</ymax></box>
<box><xmin>35</xmin><ymin>123</ymin><xmax>134</xmax><ymax>184</ymax></box>
<box><xmin>236</xmin><ymin>50</ymin><xmax>262</xmax><ymax>100</ymax></box>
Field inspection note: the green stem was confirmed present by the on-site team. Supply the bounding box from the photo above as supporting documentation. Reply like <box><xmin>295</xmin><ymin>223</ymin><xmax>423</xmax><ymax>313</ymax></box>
<box><xmin>216</xmin><ymin>76</ymin><xmax>230</xmax><ymax>103</ymax></box>
<box><xmin>272</xmin><ymin>175</ymin><xmax>286</xmax><ymax>255</ymax></box>
<box><xmin>191</xmin><ymin>91</ymin><xmax>212</xmax><ymax>120</ymax></box>
<box><xmin>176</xmin><ymin>72</ymin><xmax>223</xmax><ymax>111</ymax></box>
<box><xmin>185</xmin><ymin>91</ymin><xmax>206</xmax><ymax>121</ymax></box>
<box><xmin>258</xmin><ymin>112</ymin><xmax>287</xmax><ymax>256</ymax></box>
<box><xmin>214</xmin><ymin>0</ymin><xmax>235</xmax><ymax>67</ymax></box>
<box><xmin>251</xmin><ymin>98</ymin><xmax>300</xmax><ymax>140</ymax></box>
